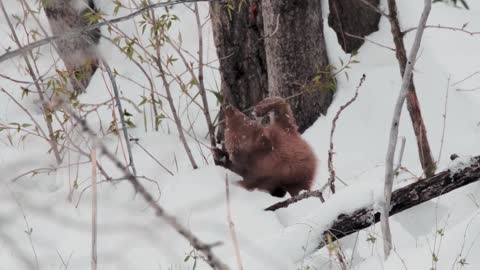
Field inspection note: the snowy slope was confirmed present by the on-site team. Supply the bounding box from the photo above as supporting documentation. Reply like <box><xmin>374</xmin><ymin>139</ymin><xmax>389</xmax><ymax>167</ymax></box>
<box><xmin>0</xmin><ymin>0</ymin><xmax>480</xmax><ymax>269</ymax></box>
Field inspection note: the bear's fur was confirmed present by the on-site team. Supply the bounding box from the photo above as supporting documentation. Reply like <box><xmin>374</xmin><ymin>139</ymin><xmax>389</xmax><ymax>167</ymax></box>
<box><xmin>220</xmin><ymin>99</ymin><xmax>316</xmax><ymax>197</ymax></box>
<box><xmin>253</xmin><ymin>96</ymin><xmax>297</xmax><ymax>132</ymax></box>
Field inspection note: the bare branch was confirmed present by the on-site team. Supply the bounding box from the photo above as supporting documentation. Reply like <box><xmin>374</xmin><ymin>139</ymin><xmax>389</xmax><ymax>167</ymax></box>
<box><xmin>153</xmin><ymin>40</ymin><xmax>198</xmax><ymax>169</ymax></box>
<box><xmin>194</xmin><ymin>3</ymin><xmax>216</xmax><ymax>148</ymax></box>
<box><xmin>132</xmin><ymin>138</ymin><xmax>174</xmax><ymax>176</ymax></box>
<box><xmin>438</xmin><ymin>76</ymin><xmax>451</xmax><ymax>162</ymax></box>
<box><xmin>382</xmin><ymin>0</ymin><xmax>432</xmax><ymax>258</ymax></box>
<box><xmin>403</xmin><ymin>24</ymin><xmax>480</xmax><ymax>36</ymax></box>
<box><xmin>328</xmin><ymin>74</ymin><xmax>366</xmax><ymax>193</ymax></box>
<box><xmin>265</xmin><ymin>184</ymin><xmax>328</xmax><ymax>211</ymax></box>
<box><xmin>102</xmin><ymin>59</ymin><xmax>138</xmax><ymax>176</ymax></box>
<box><xmin>356</xmin><ymin>0</ymin><xmax>389</xmax><ymax>17</ymax></box>
<box><xmin>387</xmin><ymin>0</ymin><xmax>435</xmax><ymax>178</ymax></box>
<box><xmin>344</xmin><ymin>32</ymin><xmax>395</xmax><ymax>51</ymax></box>
<box><xmin>394</xmin><ymin>136</ymin><xmax>406</xmax><ymax>174</ymax></box>
<box><xmin>9</xmin><ymin>190</ymin><xmax>40</xmax><ymax>270</ymax></box>
<box><xmin>90</xmin><ymin>149</ymin><xmax>98</xmax><ymax>270</ymax></box>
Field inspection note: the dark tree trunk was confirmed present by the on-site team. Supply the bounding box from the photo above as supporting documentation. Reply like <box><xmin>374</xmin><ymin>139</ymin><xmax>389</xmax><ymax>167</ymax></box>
<box><xmin>328</xmin><ymin>0</ymin><xmax>381</xmax><ymax>53</ymax></box>
<box><xmin>262</xmin><ymin>0</ymin><xmax>333</xmax><ymax>133</ymax></box>
<box><xmin>209</xmin><ymin>1</ymin><xmax>269</xmax><ymax>142</ymax></box>
<box><xmin>387</xmin><ymin>0</ymin><xmax>436</xmax><ymax>177</ymax></box>
<box><xmin>42</xmin><ymin>0</ymin><xmax>100</xmax><ymax>96</ymax></box>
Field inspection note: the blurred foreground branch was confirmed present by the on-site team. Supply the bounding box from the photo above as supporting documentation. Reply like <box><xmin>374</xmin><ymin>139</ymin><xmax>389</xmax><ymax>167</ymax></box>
<box><xmin>66</xmin><ymin>107</ymin><xmax>228</xmax><ymax>270</ymax></box>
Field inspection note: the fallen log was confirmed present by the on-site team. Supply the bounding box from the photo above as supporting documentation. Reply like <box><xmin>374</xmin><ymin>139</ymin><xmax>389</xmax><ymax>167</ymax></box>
<box><xmin>317</xmin><ymin>156</ymin><xmax>480</xmax><ymax>248</ymax></box>
<box><xmin>265</xmin><ymin>156</ymin><xmax>480</xmax><ymax>249</ymax></box>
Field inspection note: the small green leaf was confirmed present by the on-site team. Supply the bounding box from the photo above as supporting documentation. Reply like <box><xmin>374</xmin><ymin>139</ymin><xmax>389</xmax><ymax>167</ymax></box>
<box><xmin>125</xmin><ymin>118</ymin><xmax>136</xmax><ymax>128</ymax></box>
<box><xmin>123</xmin><ymin>109</ymin><xmax>133</xmax><ymax>117</ymax></box>
<box><xmin>138</xmin><ymin>96</ymin><xmax>148</xmax><ymax>106</ymax></box>
<box><xmin>155</xmin><ymin>114</ymin><xmax>165</xmax><ymax>126</ymax></box>
<box><xmin>208</xmin><ymin>90</ymin><xmax>223</xmax><ymax>104</ymax></box>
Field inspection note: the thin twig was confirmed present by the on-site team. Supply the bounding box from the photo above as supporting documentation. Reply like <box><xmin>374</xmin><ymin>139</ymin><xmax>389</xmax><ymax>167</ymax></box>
<box><xmin>265</xmin><ymin>183</ymin><xmax>329</xmax><ymax>211</ymax></box>
<box><xmin>90</xmin><ymin>148</ymin><xmax>98</xmax><ymax>270</ymax></box>
<box><xmin>168</xmin><ymin>42</ymin><xmax>212</xmax><ymax>147</ymax></box>
<box><xmin>0</xmin><ymin>73</ymin><xmax>33</xmax><ymax>84</ymax></box>
<box><xmin>9</xmin><ymin>189</ymin><xmax>40</xmax><ymax>270</ymax></box>
<box><xmin>382</xmin><ymin>0</ymin><xmax>431</xmax><ymax>258</ymax></box>
<box><xmin>132</xmin><ymin>138</ymin><xmax>174</xmax><ymax>176</ymax></box>
<box><xmin>75</xmin><ymin>175</ymin><xmax>162</xmax><ymax>208</ymax></box>
<box><xmin>130</xmin><ymin>2</ymin><xmax>161</xmax><ymax>131</ymax></box>
<box><xmin>0</xmin><ymin>88</ymin><xmax>52</xmax><ymax>154</ymax></box>
<box><xmin>356</xmin><ymin>0</ymin><xmax>389</xmax><ymax>17</ymax></box>
<box><xmin>394</xmin><ymin>136</ymin><xmax>406</xmax><ymax>174</ymax></box>
<box><xmin>194</xmin><ymin>3</ymin><xmax>216</xmax><ymax>148</ymax></box>
<box><xmin>403</xmin><ymin>24</ymin><xmax>480</xmax><ymax>36</ymax></box>
<box><xmin>438</xmin><ymin>75</ymin><xmax>451</xmax><ymax>162</ymax></box>
<box><xmin>154</xmin><ymin>39</ymin><xmax>198</xmax><ymax>169</ymax></box>
<box><xmin>9</xmin><ymin>161</ymin><xmax>92</xmax><ymax>183</ymax></box>
<box><xmin>344</xmin><ymin>32</ymin><xmax>395</xmax><ymax>51</ymax></box>
<box><xmin>102</xmin><ymin>59</ymin><xmax>138</xmax><ymax>176</ymax></box>
<box><xmin>456</xmin><ymin>87</ymin><xmax>480</xmax><ymax>92</ymax></box>
<box><xmin>56</xmin><ymin>250</ymin><xmax>73</xmax><ymax>270</ymax></box>
<box><xmin>451</xmin><ymin>71</ymin><xmax>480</xmax><ymax>87</ymax></box>
<box><xmin>328</xmin><ymin>74</ymin><xmax>366</xmax><ymax>193</ymax></box>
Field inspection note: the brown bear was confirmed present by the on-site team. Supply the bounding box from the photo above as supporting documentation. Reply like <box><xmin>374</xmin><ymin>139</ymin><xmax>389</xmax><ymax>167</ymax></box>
<box><xmin>216</xmin><ymin>98</ymin><xmax>317</xmax><ymax>198</ymax></box>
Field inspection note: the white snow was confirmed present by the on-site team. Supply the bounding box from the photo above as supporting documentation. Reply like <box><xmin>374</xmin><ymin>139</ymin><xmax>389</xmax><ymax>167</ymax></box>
<box><xmin>448</xmin><ymin>155</ymin><xmax>478</xmax><ymax>175</ymax></box>
<box><xmin>1</xmin><ymin>0</ymin><xmax>480</xmax><ymax>269</ymax></box>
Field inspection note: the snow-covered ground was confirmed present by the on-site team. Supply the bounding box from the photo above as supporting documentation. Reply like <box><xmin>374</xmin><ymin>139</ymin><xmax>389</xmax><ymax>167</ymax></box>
<box><xmin>1</xmin><ymin>0</ymin><xmax>480</xmax><ymax>269</ymax></box>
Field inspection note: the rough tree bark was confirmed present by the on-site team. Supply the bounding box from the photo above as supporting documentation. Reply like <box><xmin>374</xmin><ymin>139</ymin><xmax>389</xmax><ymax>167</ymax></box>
<box><xmin>328</xmin><ymin>0</ymin><xmax>381</xmax><ymax>53</ymax></box>
<box><xmin>262</xmin><ymin>0</ymin><xmax>333</xmax><ymax>133</ymax></box>
<box><xmin>210</xmin><ymin>1</ymin><xmax>269</xmax><ymax>142</ymax></box>
<box><xmin>42</xmin><ymin>0</ymin><xmax>100</xmax><ymax>96</ymax></box>
<box><xmin>387</xmin><ymin>0</ymin><xmax>436</xmax><ymax>177</ymax></box>
<box><xmin>211</xmin><ymin>0</ymin><xmax>334</xmax><ymax>137</ymax></box>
